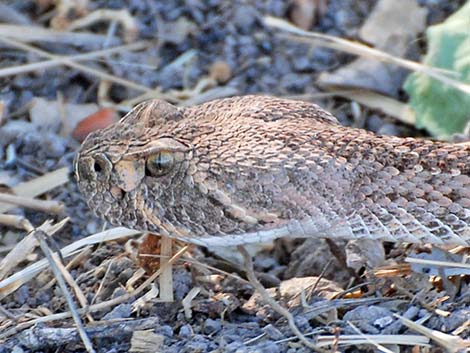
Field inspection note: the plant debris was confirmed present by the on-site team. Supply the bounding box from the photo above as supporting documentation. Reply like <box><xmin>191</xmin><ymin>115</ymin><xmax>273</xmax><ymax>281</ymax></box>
<box><xmin>1</xmin><ymin>1</ymin><xmax>469</xmax><ymax>352</ymax></box>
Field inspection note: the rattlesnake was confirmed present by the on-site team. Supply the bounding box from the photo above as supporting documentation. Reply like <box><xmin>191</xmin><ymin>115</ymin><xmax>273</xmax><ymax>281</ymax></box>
<box><xmin>75</xmin><ymin>95</ymin><xmax>470</xmax><ymax>247</ymax></box>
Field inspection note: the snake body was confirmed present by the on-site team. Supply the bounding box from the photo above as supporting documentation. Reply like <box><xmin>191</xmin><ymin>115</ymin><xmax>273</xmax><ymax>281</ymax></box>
<box><xmin>75</xmin><ymin>96</ymin><xmax>470</xmax><ymax>247</ymax></box>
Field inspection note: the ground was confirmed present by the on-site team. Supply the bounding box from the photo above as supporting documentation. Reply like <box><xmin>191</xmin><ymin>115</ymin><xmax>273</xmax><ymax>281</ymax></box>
<box><xmin>0</xmin><ymin>1</ymin><xmax>469</xmax><ymax>352</ymax></box>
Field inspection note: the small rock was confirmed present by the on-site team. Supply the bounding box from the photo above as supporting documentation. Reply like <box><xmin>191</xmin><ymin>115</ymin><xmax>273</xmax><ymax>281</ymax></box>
<box><xmin>253</xmin><ymin>341</ymin><xmax>281</xmax><ymax>353</ymax></box>
<box><xmin>184</xmin><ymin>334</ymin><xmax>210</xmax><ymax>351</ymax></box>
<box><xmin>442</xmin><ymin>309</ymin><xmax>470</xmax><ymax>332</ymax></box>
<box><xmin>289</xmin><ymin>0</ymin><xmax>317</xmax><ymax>30</ymax></box>
<box><xmin>366</xmin><ymin>114</ymin><xmax>386</xmax><ymax>133</ymax></box>
<box><xmin>179</xmin><ymin>324</ymin><xmax>193</xmax><ymax>338</ymax></box>
<box><xmin>111</xmin><ymin>287</ymin><xmax>127</xmax><ymax>299</ymax></box>
<box><xmin>43</xmin><ymin>134</ymin><xmax>67</xmax><ymax>158</ymax></box>
<box><xmin>14</xmin><ymin>285</ymin><xmax>29</xmax><ymax>306</ymax></box>
<box><xmin>224</xmin><ymin>341</ymin><xmax>243</xmax><ymax>352</ymax></box>
<box><xmin>209</xmin><ymin>61</ymin><xmax>232</xmax><ymax>83</ymax></box>
<box><xmin>374</xmin><ymin>315</ymin><xmax>394</xmax><ymax>329</ymax></box>
<box><xmin>343</xmin><ymin>305</ymin><xmax>394</xmax><ymax>334</ymax></box>
<box><xmin>346</xmin><ymin>239</ymin><xmax>385</xmax><ymax>270</ymax></box>
<box><xmin>102</xmin><ymin>303</ymin><xmax>132</xmax><ymax>320</ymax></box>
<box><xmin>11</xmin><ymin>346</ymin><xmax>24</xmax><ymax>353</ymax></box>
<box><xmin>157</xmin><ymin>325</ymin><xmax>174</xmax><ymax>337</ymax></box>
<box><xmin>118</xmin><ymin>268</ymin><xmax>135</xmax><ymax>283</ymax></box>
<box><xmin>204</xmin><ymin>318</ymin><xmax>221</xmax><ymax>334</ymax></box>
<box><xmin>233</xmin><ymin>5</ymin><xmax>257</xmax><ymax>33</ymax></box>
<box><xmin>264</xmin><ymin>0</ymin><xmax>286</xmax><ymax>16</ymax></box>
<box><xmin>378</xmin><ymin>123</ymin><xmax>401</xmax><ymax>136</ymax></box>
<box><xmin>280</xmin><ymin>73</ymin><xmax>311</xmax><ymax>92</ymax></box>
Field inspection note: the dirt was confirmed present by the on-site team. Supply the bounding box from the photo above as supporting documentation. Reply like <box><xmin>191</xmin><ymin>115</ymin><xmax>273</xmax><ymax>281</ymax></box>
<box><xmin>0</xmin><ymin>0</ymin><xmax>469</xmax><ymax>352</ymax></box>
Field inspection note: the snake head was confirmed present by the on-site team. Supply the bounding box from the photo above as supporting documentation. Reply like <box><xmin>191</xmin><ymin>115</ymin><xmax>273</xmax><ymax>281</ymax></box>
<box><xmin>75</xmin><ymin>99</ymin><xmax>198</xmax><ymax>236</ymax></box>
<box><xmin>75</xmin><ymin>96</ymin><xmax>348</xmax><ymax>245</ymax></box>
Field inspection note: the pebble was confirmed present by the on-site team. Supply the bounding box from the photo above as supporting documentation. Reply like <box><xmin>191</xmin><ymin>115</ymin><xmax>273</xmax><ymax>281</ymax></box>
<box><xmin>280</xmin><ymin>73</ymin><xmax>312</xmax><ymax>92</ymax></box>
<box><xmin>224</xmin><ymin>341</ymin><xmax>243</xmax><ymax>352</ymax></box>
<box><xmin>179</xmin><ymin>324</ymin><xmax>193</xmax><ymax>338</ymax></box>
<box><xmin>102</xmin><ymin>303</ymin><xmax>132</xmax><ymax>320</ymax></box>
<box><xmin>366</xmin><ymin>114</ymin><xmax>386</xmax><ymax>133</ymax></box>
<box><xmin>11</xmin><ymin>346</ymin><xmax>24</xmax><ymax>353</ymax></box>
<box><xmin>111</xmin><ymin>287</ymin><xmax>127</xmax><ymax>299</ymax></box>
<box><xmin>14</xmin><ymin>285</ymin><xmax>29</xmax><ymax>306</ymax></box>
<box><xmin>378</xmin><ymin>123</ymin><xmax>402</xmax><ymax>137</ymax></box>
<box><xmin>343</xmin><ymin>305</ymin><xmax>394</xmax><ymax>334</ymax></box>
<box><xmin>184</xmin><ymin>334</ymin><xmax>212</xmax><ymax>351</ymax></box>
<box><xmin>233</xmin><ymin>5</ymin><xmax>258</xmax><ymax>33</ymax></box>
<box><xmin>442</xmin><ymin>309</ymin><xmax>470</xmax><ymax>332</ymax></box>
<box><xmin>158</xmin><ymin>325</ymin><xmax>174</xmax><ymax>337</ymax></box>
<box><xmin>253</xmin><ymin>341</ymin><xmax>281</xmax><ymax>353</ymax></box>
<box><xmin>204</xmin><ymin>318</ymin><xmax>222</xmax><ymax>334</ymax></box>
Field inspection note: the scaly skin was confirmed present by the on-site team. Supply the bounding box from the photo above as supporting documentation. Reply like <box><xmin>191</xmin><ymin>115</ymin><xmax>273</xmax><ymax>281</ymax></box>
<box><xmin>75</xmin><ymin>95</ymin><xmax>470</xmax><ymax>247</ymax></box>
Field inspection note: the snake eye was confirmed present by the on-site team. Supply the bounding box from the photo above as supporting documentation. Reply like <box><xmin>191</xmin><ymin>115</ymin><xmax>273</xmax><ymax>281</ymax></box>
<box><xmin>146</xmin><ymin>151</ymin><xmax>174</xmax><ymax>177</ymax></box>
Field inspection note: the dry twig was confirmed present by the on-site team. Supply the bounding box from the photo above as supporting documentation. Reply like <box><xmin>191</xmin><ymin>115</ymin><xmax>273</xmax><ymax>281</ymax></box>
<box><xmin>0</xmin><ymin>227</ymin><xmax>141</xmax><ymax>299</ymax></box>
<box><xmin>265</xmin><ymin>16</ymin><xmax>470</xmax><ymax>95</ymax></box>
<box><xmin>0</xmin><ymin>214</ymin><xmax>33</xmax><ymax>231</ymax></box>
<box><xmin>67</xmin><ymin>9</ymin><xmax>138</xmax><ymax>43</ymax></box>
<box><xmin>34</xmin><ymin>226</ymin><xmax>96</xmax><ymax>353</ymax></box>
<box><xmin>237</xmin><ymin>245</ymin><xmax>328</xmax><ymax>353</ymax></box>
<box><xmin>395</xmin><ymin>314</ymin><xmax>470</xmax><ymax>353</ymax></box>
<box><xmin>0</xmin><ymin>24</ymin><xmax>118</xmax><ymax>47</ymax></box>
<box><xmin>0</xmin><ymin>37</ymin><xmax>152</xmax><ymax>93</ymax></box>
<box><xmin>0</xmin><ymin>245</ymin><xmax>189</xmax><ymax>341</ymax></box>
<box><xmin>0</xmin><ymin>167</ymin><xmax>69</xmax><ymax>214</ymax></box>
<box><xmin>0</xmin><ymin>41</ymin><xmax>149</xmax><ymax>78</ymax></box>
<box><xmin>158</xmin><ymin>236</ymin><xmax>174</xmax><ymax>302</ymax></box>
<box><xmin>0</xmin><ymin>193</ymin><xmax>64</xmax><ymax>214</ymax></box>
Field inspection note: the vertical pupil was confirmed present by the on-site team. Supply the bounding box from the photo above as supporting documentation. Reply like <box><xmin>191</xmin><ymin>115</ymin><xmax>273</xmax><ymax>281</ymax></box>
<box><xmin>146</xmin><ymin>152</ymin><xmax>173</xmax><ymax>177</ymax></box>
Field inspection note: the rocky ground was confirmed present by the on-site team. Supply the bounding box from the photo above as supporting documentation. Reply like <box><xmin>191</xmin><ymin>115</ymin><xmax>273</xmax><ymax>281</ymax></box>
<box><xmin>0</xmin><ymin>0</ymin><xmax>469</xmax><ymax>352</ymax></box>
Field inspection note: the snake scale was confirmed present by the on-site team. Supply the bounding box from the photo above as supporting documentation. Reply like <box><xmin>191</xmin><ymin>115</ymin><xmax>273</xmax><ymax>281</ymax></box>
<box><xmin>75</xmin><ymin>95</ymin><xmax>470</xmax><ymax>247</ymax></box>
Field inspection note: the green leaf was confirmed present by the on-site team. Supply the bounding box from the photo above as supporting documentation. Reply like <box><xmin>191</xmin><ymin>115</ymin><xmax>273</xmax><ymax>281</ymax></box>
<box><xmin>403</xmin><ymin>1</ymin><xmax>470</xmax><ymax>140</ymax></box>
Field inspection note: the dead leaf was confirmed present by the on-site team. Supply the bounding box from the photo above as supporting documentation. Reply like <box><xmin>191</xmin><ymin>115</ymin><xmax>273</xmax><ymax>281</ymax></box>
<box><xmin>72</xmin><ymin>107</ymin><xmax>117</xmax><ymax>142</ymax></box>
<box><xmin>328</xmin><ymin>90</ymin><xmax>416</xmax><ymax>125</ymax></box>
<box><xmin>359</xmin><ymin>0</ymin><xmax>427</xmax><ymax>49</ymax></box>
<box><xmin>346</xmin><ymin>239</ymin><xmax>385</xmax><ymax>271</ymax></box>
<box><xmin>29</xmin><ymin>97</ymin><xmax>99</xmax><ymax>135</ymax></box>
<box><xmin>318</xmin><ymin>0</ymin><xmax>428</xmax><ymax>96</ymax></box>
<box><xmin>137</xmin><ymin>233</ymin><xmax>161</xmax><ymax>274</ymax></box>
<box><xmin>244</xmin><ymin>276</ymin><xmax>344</xmax><ymax>313</ymax></box>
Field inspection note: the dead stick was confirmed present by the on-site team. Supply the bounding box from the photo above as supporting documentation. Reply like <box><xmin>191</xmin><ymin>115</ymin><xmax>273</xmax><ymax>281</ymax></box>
<box><xmin>1</xmin><ymin>245</ymin><xmax>190</xmax><ymax>340</ymax></box>
<box><xmin>0</xmin><ymin>36</ymin><xmax>152</xmax><ymax>93</ymax></box>
<box><xmin>54</xmin><ymin>252</ymin><xmax>95</xmax><ymax>323</ymax></box>
<box><xmin>0</xmin><ymin>214</ymin><xmax>33</xmax><ymax>231</ymax></box>
<box><xmin>0</xmin><ymin>193</ymin><xmax>64</xmax><ymax>214</ymax></box>
<box><xmin>237</xmin><ymin>245</ymin><xmax>328</xmax><ymax>353</ymax></box>
<box><xmin>159</xmin><ymin>236</ymin><xmax>174</xmax><ymax>302</ymax></box>
<box><xmin>0</xmin><ymin>41</ymin><xmax>148</xmax><ymax>78</ymax></box>
<box><xmin>34</xmin><ymin>230</ymin><xmax>96</xmax><ymax>353</ymax></box>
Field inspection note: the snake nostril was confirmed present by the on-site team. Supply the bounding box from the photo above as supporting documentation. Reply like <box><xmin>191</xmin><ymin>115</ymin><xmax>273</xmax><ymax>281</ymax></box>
<box><xmin>93</xmin><ymin>161</ymin><xmax>103</xmax><ymax>173</ymax></box>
